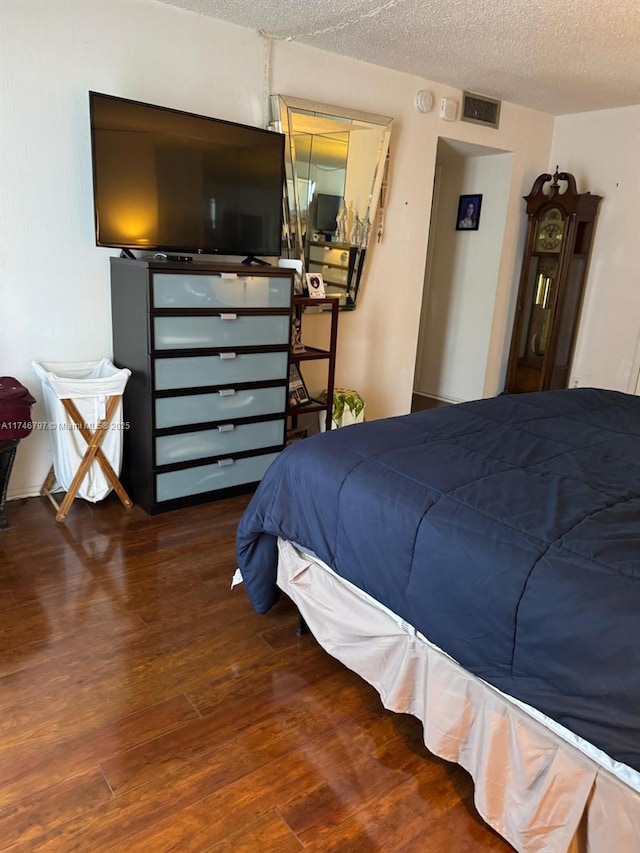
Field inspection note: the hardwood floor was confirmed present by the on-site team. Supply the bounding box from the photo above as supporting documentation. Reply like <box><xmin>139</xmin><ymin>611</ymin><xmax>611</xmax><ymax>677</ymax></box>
<box><xmin>0</xmin><ymin>494</ymin><xmax>513</xmax><ymax>851</ymax></box>
<box><xmin>411</xmin><ymin>393</ymin><xmax>451</xmax><ymax>412</ymax></box>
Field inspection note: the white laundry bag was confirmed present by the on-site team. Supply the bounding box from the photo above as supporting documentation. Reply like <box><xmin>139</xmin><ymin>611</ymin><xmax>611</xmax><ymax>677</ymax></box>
<box><xmin>32</xmin><ymin>359</ymin><xmax>131</xmax><ymax>502</ymax></box>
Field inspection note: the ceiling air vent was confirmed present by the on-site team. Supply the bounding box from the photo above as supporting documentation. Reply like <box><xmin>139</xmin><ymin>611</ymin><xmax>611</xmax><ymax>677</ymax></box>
<box><xmin>461</xmin><ymin>92</ymin><xmax>501</xmax><ymax>129</ymax></box>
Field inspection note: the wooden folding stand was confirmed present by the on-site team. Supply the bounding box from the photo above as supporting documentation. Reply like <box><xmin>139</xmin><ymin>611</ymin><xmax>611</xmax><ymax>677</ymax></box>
<box><xmin>40</xmin><ymin>395</ymin><xmax>133</xmax><ymax>522</ymax></box>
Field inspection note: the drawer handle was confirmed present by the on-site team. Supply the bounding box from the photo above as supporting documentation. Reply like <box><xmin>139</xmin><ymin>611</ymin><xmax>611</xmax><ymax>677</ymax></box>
<box><xmin>219</xmin><ymin>313</ymin><xmax>238</xmax><ymax>320</ymax></box>
<box><xmin>217</xmin><ymin>458</ymin><xmax>235</xmax><ymax>467</ymax></box>
<box><xmin>217</xmin><ymin>424</ymin><xmax>235</xmax><ymax>432</ymax></box>
<box><xmin>219</xmin><ymin>352</ymin><xmax>237</xmax><ymax>360</ymax></box>
<box><xmin>218</xmin><ymin>389</ymin><xmax>236</xmax><ymax>396</ymax></box>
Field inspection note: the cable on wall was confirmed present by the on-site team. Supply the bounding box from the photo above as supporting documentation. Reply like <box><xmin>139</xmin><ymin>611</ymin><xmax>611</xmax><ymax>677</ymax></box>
<box><xmin>261</xmin><ymin>35</ymin><xmax>273</xmax><ymax>128</ymax></box>
<box><xmin>258</xmin><ymin>0</ymin><xmax>405</xmax><ymax>42</ymax></box>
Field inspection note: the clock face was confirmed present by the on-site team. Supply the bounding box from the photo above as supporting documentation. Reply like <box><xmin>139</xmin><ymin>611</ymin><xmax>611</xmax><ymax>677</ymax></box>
<box><xmin>536</xmin><ymin>209</ymin><xmax>564</xmax><ymax>253</ymax></box>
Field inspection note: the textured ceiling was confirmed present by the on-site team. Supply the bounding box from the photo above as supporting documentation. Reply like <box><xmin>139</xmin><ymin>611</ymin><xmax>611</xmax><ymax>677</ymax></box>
<box><xmin>157</xmin><ymin>0</ymin><xmax>640</xmax><ymax>115</ymax></box>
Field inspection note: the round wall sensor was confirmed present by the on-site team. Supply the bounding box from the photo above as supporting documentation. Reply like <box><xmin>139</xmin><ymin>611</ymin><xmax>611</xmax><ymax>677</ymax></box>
<box><xmin>414</xmin><ymin>90</ymin><xmax>434</xmax><ymax>113</ymax></box>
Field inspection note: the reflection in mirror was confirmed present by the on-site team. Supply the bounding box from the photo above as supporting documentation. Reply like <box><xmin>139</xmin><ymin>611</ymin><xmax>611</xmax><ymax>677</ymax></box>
<box><xmin>271</xmin><ymin>95</ymin><xmax>392</xmax><ymax>310</ymax></box>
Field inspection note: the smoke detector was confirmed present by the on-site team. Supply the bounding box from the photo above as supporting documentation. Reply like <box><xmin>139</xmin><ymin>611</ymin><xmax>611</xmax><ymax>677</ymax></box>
<box><xmin>439</xmin><ymin>98</ymin><xmax>458</xmax><ymax>121</ymax></box>
<box><xmin>414</xmin><ymin>90</ymin><xmax>434</xmax><ymax>113</ymax></box>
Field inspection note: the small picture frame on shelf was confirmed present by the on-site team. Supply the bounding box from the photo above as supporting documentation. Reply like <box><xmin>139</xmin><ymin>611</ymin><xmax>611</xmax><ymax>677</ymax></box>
<box><xmin>288</xmin><ymin>363</ymin><xmax>310</xmax><ymax>408</ymax></box>
<box><xmin>306</xmin><ymin>272</ymin><xmax>326</xmax><ymax>298</ymax></box>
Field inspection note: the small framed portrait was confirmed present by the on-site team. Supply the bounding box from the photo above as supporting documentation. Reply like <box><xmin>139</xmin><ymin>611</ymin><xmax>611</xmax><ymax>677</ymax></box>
<box><xmin>455</xmin><ymin>194</ymin><xmax>482</xmax><ymax>231</ymax></box>
<box><xmin>306</xmin><ymin>272</ymin><xmax>326</xmax><ymax>298</ymax></box>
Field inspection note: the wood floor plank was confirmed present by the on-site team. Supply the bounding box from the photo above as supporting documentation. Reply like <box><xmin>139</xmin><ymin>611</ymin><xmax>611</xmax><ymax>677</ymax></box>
<box><xmin>300</xmin><ymin>778</ymin><xmax>510</xmax><ymax>853</ymax></box>
<box><xmin>0</xmin><ymin>604</ymin><xmax>275</xmax><ymax>763</ymax></box>
<box><xmin>412</xmin><ymin>794</ymin><xmax>513</xmax><ymax>852</ymax></box>
<box><xmin>106</xmin><ymin>727</ymin><xmax>376</xmax><ymax>853</ymax></box>
<box><xmin>29</xmin><ymin>726</ymin><xmax>366</xmax><ymax>852</ymax></box>
<box><xmin>278</xmin><ymin>729</ymin><xmax>438</xmax><ymax>845</ymax></box>
<box><xmin>0</xmin><ymin>591</ymin><xmax>17</xmax><ymax>612</ymax></box>
<box><xmin>101</xmin><ymin>667</ymin><xmax>370</xmax><ymax>795</ymax></box>
<box><xmin>0</xmin><ymin>769</ymin><xmax>111</xmax><ymax>850</ymax></box>
<box><xmin>0</xmin><ymin>496</ymin><xmax>516</xmax><ymax>852</ymax></box>
<box><xmin>206</xmin><ymin>811</ymin><xmax>303</xmax><ymax>852</ymax></box>
<box><xmin>0</xmin><ymin>694</ymin><xmax>199</xmax><ymax>808</ymax></box>
<box><xmin>185</xmin><ymin>633</ymin><xmax>342</xmax><ymax>716</ymax></box>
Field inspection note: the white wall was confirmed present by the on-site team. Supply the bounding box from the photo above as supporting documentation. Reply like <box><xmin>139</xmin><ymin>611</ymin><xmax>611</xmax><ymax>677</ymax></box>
<box><xmin>550</xmin><ymin>107</ymin><xmax>640</xmax><ymax>393</ymax></box>
<box><xmin>1</xmin><ymin>0</ymin><xmax>555</xmax><ymax>498</ymax></box>
<box><xmin>414</xmin><ymin>152</ymin><xmax>514</xmax><ymax>402</ymax></box>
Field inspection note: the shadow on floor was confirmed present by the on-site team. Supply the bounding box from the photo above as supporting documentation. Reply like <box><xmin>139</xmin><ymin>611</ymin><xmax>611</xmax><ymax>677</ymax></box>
<box><xmin>411</xmin><ymin>394</ymin><xmax>451</xmax><ymax>413</ymax></box>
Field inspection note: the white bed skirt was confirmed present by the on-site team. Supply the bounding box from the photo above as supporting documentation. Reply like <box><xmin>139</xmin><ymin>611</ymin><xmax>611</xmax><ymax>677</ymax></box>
<box><xmin>276</xmin><ymin>538</ymin><xmax>640</xmax><ymax>853</ymax></box>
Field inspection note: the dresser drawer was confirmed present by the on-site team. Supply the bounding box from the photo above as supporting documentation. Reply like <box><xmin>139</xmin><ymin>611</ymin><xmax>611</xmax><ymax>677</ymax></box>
<box><xmin>154</xmin><ymin>352</ymin><xmax>288</xmax><ymax>390</ymax></box>
<box><xmin>155</xmin><ymin>385</ymin><xmax>286</xmax><ymax>429</ymax></box>
<box><xmin>152</xmin><ymin>274</ymin><xmax>292</xmax><ymax>309</ymax></box>
<box><xmin>155</xmin><ymin>452</ymin><xmax>279</xmax><ymax>502</ymax></box>
<box><xmin>154</xmin><ymin>314</ymin><xmax>290</xmax><ymax>350</ymax></box>
<box><xmin>155</xmin><ymin>419</ymin><xmax>285</xmax><ymax>466</ymax></box>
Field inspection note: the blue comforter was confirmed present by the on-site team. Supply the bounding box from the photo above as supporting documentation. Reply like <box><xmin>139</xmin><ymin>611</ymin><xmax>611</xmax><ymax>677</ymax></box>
<box><xmin>236</xmin><ymin>388</ymin><xmax>640</xmax><ymax>771</ymax></box>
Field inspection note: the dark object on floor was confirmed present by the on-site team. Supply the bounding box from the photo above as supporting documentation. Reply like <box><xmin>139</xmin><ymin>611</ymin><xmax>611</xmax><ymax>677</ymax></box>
<box><xmin>0</xmin><ymin>440</ymin><xmax>18</xmax><ymax>529</ymax></box>
<box><xmin>0</xmin><ymin>376</ymin><xmax>36</xmax><ymax>528</ymax></box>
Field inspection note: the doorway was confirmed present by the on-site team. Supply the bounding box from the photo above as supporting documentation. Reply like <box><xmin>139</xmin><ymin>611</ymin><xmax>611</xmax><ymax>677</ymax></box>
<box><xmin>412</xmin><ymin>138</ymin><xmax>514</xmax><ymax>408</ymax></box>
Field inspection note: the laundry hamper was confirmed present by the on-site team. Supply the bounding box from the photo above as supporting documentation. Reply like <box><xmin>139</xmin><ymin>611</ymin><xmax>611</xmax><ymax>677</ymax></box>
<box><xmin>32</xmin><ymin>359</ymin><xmax>133</xmax><ymax>521</ymax></box>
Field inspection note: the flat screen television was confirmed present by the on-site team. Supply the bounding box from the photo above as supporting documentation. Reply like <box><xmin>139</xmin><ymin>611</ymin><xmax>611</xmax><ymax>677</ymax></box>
<box><xmin>315</xmin><ymin>193</ymin><xmax>342</xmax><ymax>237</ymax></box>
<box><xmin>89</xmin><ymin>92</ymin><xmax>285</xmax><ymax>259</ymax></box>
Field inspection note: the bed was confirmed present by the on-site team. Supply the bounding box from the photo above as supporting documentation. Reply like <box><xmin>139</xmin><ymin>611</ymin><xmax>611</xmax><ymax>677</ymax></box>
<box><xmin>235</xmin><ymin>387</ymin><xmax>640</xmax><ymax>851</ymax></box>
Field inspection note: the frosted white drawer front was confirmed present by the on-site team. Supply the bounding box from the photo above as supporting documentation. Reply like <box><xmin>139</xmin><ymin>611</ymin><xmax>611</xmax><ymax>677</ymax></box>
<box><xmin>154</xmin><ymin>352</ymin><xmax>288</xmax><ymax>390</ymax></box>
<box><xmin>155</xmin><ymin>419</ymin><xmax>285</xmax><ymax>465</ymax></box>
<box><xmin>308</xmin><ymin>245</ymin><xmax>350</xmax><ymax>267</ymax></box>
<box><xmin>155</xmin><ymin>386</ymin><xmax>286</xmax><ymax>428</ymax></box>
<box><xmin>156</xmin><ymin>452</ymin><xmax>279</xmax><ymax>502</ymax></box>
<box><xmin>152</xmin><ymin>274</ymin><xmax>291</xmax><ymax>309</ymax></box>
<box><xmin>154</xmin><ymin>315</ymin><xmax>290</xmax><ymax>350</ymax></box>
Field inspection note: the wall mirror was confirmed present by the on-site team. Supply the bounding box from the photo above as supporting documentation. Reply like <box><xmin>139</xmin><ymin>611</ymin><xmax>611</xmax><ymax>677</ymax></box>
<box><xmin>271</xmin><ymin>95</ymin><xmax>392</xmax><ymax>310</ymax></box>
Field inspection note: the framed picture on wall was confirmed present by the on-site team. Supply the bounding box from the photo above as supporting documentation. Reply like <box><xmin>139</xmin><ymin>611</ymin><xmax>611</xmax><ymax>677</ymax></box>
<box><xmin>456</xmin><ymin>194</ymin><xmax>482</xmax><ymax>231</ymax></box>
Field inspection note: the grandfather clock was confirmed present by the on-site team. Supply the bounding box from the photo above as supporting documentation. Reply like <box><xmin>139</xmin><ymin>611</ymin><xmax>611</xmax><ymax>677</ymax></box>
<box><xmin>504</xmin><ymin>168</ymin><xmax>601</xmax><ymax>394</ymax></box>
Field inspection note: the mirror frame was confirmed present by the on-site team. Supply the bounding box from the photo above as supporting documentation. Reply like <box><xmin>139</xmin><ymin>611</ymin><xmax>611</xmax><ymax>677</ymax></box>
<box><xmin>271</xmin><ymin>94</ymin><xmax>392</xmax><ymax>310</ymax></box>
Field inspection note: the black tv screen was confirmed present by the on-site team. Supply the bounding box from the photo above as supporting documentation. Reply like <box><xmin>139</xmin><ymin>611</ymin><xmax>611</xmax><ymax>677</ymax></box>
<box><xmin>315</xmin><ymin>193</ymin><xmax>342</xmax><ymax>235</ymax></box>
<box><xmin>89</xmin><ymin>92</ymin><xmax>285</xmax><ymax>257</ymax></box>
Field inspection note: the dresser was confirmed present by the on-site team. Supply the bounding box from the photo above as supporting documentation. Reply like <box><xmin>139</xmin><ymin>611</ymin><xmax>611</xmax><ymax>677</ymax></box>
<box><xmin>110</xmin><ymin>258</ymin><xmax>293</xmax><ymax>514</ymax></box>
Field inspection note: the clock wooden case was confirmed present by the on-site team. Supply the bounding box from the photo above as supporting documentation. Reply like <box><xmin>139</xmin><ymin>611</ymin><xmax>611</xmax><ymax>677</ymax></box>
<box><xmin>504</xmin><ymin>168</ymin><xmax>602</xmax><ymax>394</ymax></box>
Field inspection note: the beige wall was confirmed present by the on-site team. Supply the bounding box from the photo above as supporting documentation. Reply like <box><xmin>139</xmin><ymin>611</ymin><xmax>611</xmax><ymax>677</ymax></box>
<box><xmin>550</xmin><ymin>107</ymin><xmax>640</xmax><ymax>393</ymax></box>
<box><xmin>2</xmin><ymin>0</ymin><xmax>555</xmax><ymax>497</ymax></box>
